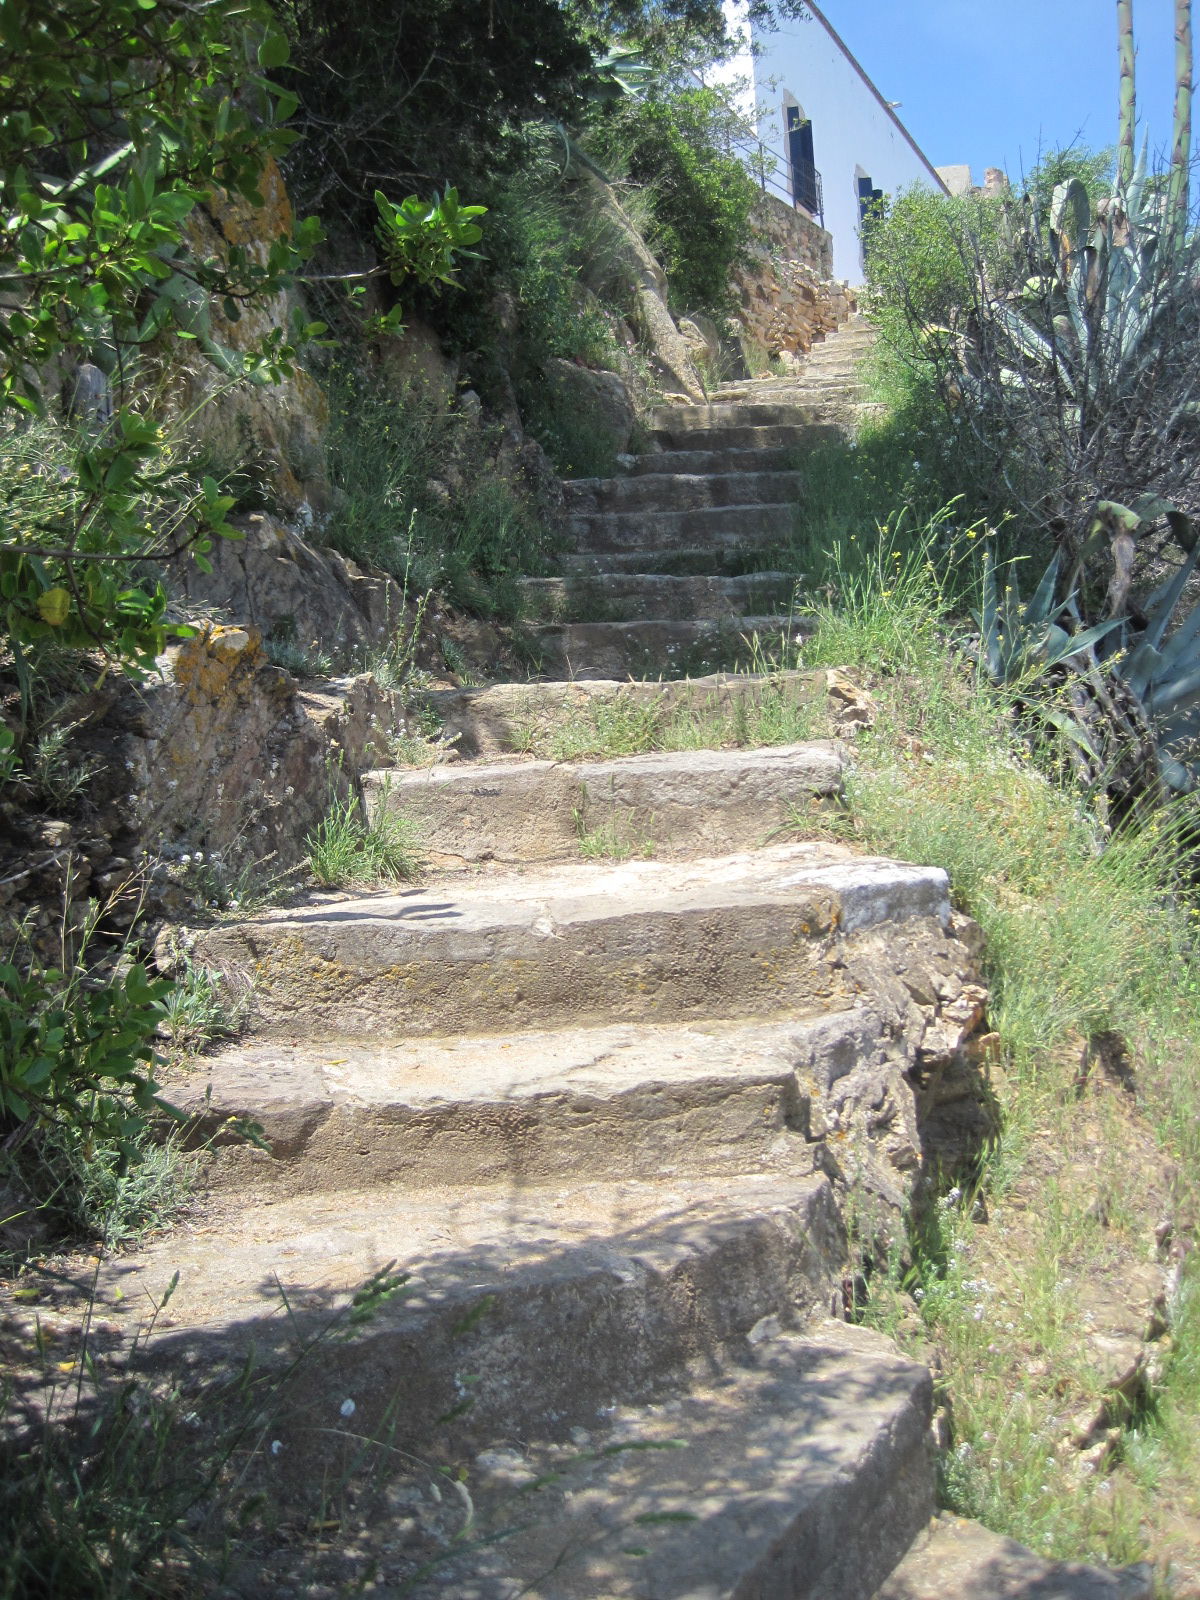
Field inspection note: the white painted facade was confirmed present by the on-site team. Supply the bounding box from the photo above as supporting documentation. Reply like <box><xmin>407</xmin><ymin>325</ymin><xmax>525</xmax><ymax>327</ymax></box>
<box><xmin>715</xmin><ymin>1</ymin><xmax>947</xmax><ymax>285</ymax></box>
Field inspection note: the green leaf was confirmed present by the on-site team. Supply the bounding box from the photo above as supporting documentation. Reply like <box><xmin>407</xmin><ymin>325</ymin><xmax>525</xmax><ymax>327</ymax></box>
<box><xmin>257</xmin><ymin>29</ymin><xmax>290</xmax><ymax>70</ymax></box>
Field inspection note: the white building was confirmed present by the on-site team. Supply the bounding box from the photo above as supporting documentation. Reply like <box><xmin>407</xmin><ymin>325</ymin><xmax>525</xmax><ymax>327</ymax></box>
<box><xmin>715</xmin><ymin>1</ymin><xmax>948</xmax><ymax>285</ymax></box>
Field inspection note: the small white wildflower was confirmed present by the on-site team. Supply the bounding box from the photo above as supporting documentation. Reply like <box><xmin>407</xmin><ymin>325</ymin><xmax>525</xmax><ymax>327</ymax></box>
<box><xmin>340</xmin><ymin>1398</ymin><xmax>356</xmax><ymax>1418</ymax></box>
<box><xmin>271</xmin><ymin>1439</ymin><xmax>283</xmax><ymax>1455</ymax></box>
<box><xmin>946</xmin><ymin>1186</ymin><xmax>963</xmax><ymax>1204</ymax></box>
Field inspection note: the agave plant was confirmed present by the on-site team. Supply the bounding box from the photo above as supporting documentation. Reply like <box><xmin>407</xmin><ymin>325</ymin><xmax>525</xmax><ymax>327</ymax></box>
<box><xmin>977</xmin><ymin>545</ymin><xmax>1200</xmax><ymax>797</ymax></box>
<box><xmin>975</xmin><ymin>548</ymin><xmax>1121</xmax><ymax>682</ymax></box>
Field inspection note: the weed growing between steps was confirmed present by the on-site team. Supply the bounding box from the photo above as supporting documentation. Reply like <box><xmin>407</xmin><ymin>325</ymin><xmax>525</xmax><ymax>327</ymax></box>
<box><xmin>306</xmin><ymin>782</ymin><xmax>425</xmax><ymax>889</ymax></box>
<box><xmin>510</xmin><ymin>675</ymin><xmax>830</xmax><ymax>762</ymax></box>
<box><xmin>0</xmin><ymin>1260</ymin><xmax>413</xmax><ymax>1599</ymax></box>
<box><xmin>793</xmin><ymin>526</ymin><xmax>1200</xmax><ymax>1578</ymax></box>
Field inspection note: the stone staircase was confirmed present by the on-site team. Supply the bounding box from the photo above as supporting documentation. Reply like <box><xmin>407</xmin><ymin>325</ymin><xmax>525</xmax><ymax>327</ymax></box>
<box><xmin>116</xmin><ymin>321</ymin><xmax>1151</xmax><ymax>1595</ymax></box>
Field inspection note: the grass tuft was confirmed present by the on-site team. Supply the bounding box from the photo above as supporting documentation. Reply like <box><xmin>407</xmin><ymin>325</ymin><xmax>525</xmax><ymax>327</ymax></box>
<box><xmin>306</xmin><ymin>785</ymin><xmax>424</xmax><ymax>889</ymax></box>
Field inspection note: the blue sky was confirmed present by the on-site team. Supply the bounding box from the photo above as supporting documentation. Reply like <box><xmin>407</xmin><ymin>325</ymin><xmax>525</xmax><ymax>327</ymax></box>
<box><xmin>812</xmin><ymin>0</ymin><xmax>1185</xmax><ymax>185</ymax></box>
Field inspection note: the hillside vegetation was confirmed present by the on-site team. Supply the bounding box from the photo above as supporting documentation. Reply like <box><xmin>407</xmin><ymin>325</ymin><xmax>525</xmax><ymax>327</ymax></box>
<box><xmin>2</xmin><ymin>0</ymin><xmax>1200</xmax><ymax>1593</ymax></box>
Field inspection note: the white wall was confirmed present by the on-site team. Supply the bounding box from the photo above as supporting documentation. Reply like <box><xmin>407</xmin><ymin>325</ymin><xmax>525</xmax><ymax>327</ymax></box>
<box><xmin>718</xmin><ymin>2</ymin><xmax>943</xmax><ymax>285</ymax></box>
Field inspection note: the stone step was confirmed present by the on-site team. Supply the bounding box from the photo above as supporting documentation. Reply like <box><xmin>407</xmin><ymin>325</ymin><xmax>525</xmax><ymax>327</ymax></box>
<box><xmin>365</xmin><ymin>741</ymin><xmax>843</xmax><ymax>866</ymax></box>
<box><xmin>518</xmin><ymin>571</ymin><xmax>795</xmax><ymax>623</ymax></box>
<box><xmin>416</xmin><ymin>670</ymin><xmax>836</xmax><ymax>760</ymax></box>
<box><xmin>559</xmin><ymin>544</ymin><xmax>786</xmax><ymax>576</ymax></box>
<box><xmin>403</xmin><ymin>1323</ymin><xmax>933</xmax><ymax>1600</ymax></box>
<box><xmin>650</xmin><ymin>402</ymin><xmax>827</xmax><ymax>431</ymax></box>
<box><xmin>651</xmin><ymin>421</ymin><xmax>841</xmax><ymax>451</ymax></box>
<box><xmin>876</xmin><ymin>1514</ymin><xmax>1154</xmax><ymax>1600</ymax></box>
<box><xmin>624</xmin><ymin>438</ymin><xmax>837</xmax><ymax>475</ymax></box>
<box><xmin>567</xmin><ymin>501</ymin><xmax>797</xmax><ymax>553</ymax></box>
<box><xmin>191</xmin><ymin>843</ymin><xmax>951</xmax><ymax>1041</ymax></box>
<box><xmin>530</xmin><ymin>614</ymin><xmax>805</xmax><ymax>679</ymax></box>
<box><xmin>166</xmin><ymin>1008</ymin><xmax>880</xmax><ymax>1195</ymax></box>
<box><xmin>563</xmin><ymin>469</ymin><xmax>806</xmax><ymax>515</ymax></box>
<box><xmin>111</xmin><ymin>1171</ymin><xmax>850</xmax><ymax>1461</ymax></box>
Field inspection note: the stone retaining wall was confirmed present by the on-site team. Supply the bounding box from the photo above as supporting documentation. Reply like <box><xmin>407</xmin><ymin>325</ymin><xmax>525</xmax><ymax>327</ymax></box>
<box><xmin>732</xmin><ymin>191</ymin><xmax>857</xmax><ymax>364</ymax></box>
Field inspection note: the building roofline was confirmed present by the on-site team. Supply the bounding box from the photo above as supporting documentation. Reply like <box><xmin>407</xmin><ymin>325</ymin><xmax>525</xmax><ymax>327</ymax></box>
<box><xmin>795</xmin><ymin>1</ymin><xmax>950</xmax><ymax>195</ymax></box>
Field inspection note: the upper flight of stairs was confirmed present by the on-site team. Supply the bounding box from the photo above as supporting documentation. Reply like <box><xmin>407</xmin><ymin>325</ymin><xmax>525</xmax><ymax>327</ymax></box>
<box><xmin>101</xmin><ymin>319</ymin><xmax>1151</xmax><ymax>1597</ymax></box>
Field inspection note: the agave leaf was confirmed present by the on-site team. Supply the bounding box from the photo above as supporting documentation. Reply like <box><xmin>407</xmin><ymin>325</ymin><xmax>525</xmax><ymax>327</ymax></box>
<box><xmin>1157</xmin><ymin>600</ymin><xmax>1200</xmax><ymax>673</ymax></box>
<box><xmin>994</xmin><ymin>303</ymin><xmax>1056</xmax><ymax>366</ymax></box>
<box><xmin>1050</xmin><ymin>178</ymin><xmax>1092</xmax><ymax>254</ymax></box>
<box><xmin>1147</xmin><ymin>660</ymin><xmax>1200</xmax><ymax>716</ymax></box>
<box><xmin>1158</xmin><ymin>754</ymin><xmax>1196</xmax><ymax>792</ymax></box>
<box><xmin>1026</xmin><ymin>553</ymin><xmax>1061</xmax><ymax>625</ymax></box>
<box><xmin>1121</xmin><ymin>639</ymin><xmax>1165</xmax><ymax>700</ymax></box>
<box><xmin>1058</xmin><ymin>617</ymin><xmax>1126</xmax><ymax>659</ymax></box>
<box><xmin>1037</xmin><ymin>703</ymin><xmax>1102</xmax><ymax>761</ymax></box>
<box><xmin>977</xmin><ymin>551</ymin><xmax>1002</xmax><ymax>680</ymax></box>
<box><xmin>1143</xmin><ymin>545</ymin><xmax>1200</xmax><ymax>650</ymax></box>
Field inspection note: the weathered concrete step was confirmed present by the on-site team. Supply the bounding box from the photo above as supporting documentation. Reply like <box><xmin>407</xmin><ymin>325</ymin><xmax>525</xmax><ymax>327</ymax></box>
<box><xmin>193</xmin><ymin>843</ymin><xmax>951</xmax><ymax>1040</ymax></box>
<box><xmin>531</xmin><ymin>614</ymin><xmax>805</xmax><ymax>679</ymax></box>
<box><xmin>408</xmin><ymin>1322</ymin><xmax>933</xmax><ymax>1599</ymax></box>
<box><xmin>417</xmin><ymin>669</ymin><xmax>838</xmax><ymax>760</ymax></box>
<box><xmin>117</xmin><ymin>1171</ymin><xmax>849</xmax><ymax>1460</ymax></box>
<box><xmin>365</xmin><ymin>741</ymin><xmax>843</xmax><ymax>865</ymax></box>
<box><xmin>518</xmin><ymin>570</ymin><xmax>794</xmax><ymax>623</ymax></box>
<box><xmin>651</xmin><ymin>421</ymin><xmax>839</xmax><ymax>451</ymax></box>
<box><xmin>567</xmin><ymin>500</ymin><xmax>797</xmax><ymax>552</ymax></box>
<box><xmin>650</xmin><ymin>402</ymin><xmax>827</xmax><ymax>431</ymax></box>
<box><xmin>624</xmin><ymin>439</ymin><xmax>837</xmax><ymax>475</ymax></box>
<box><xmin>167</xmin><ymin>1008</ymin><xmax>881</xmax><ymax>1195</ymax></box>
<box><xmin>876</xmin><ymin>1514</ymin><xmax>1154</xmax><ymax>1600</ymax></box>
<box><xmin>563</xmin><ymin>469</ymin><xmax>805</xmax><ymax>515</ymax></box>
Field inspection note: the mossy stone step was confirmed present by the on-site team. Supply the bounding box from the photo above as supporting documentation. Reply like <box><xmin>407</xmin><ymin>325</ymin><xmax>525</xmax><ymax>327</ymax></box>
<box><xmin>108</xmin><ymin>1171</ymin><xmax>848</xmax><ymax>1462</ymax></box>
<box><xmin>404</xmin><ymin>1323</ymin><xmax>934</xmax><ymax>1600</ymax></box>
<box><xmin>416</xmin><ymin>669</ymin><xmax>840</xmax><ymax>760</ymax></box>
<box><xmin>619</xmin><ymin>437</ymin><xmax>839</xmax><ymax>475</ymax></box>
<box><xmin>649</xmin><ymin>421</ymin><xmax>840</xmax><ymax>452</ymax></box>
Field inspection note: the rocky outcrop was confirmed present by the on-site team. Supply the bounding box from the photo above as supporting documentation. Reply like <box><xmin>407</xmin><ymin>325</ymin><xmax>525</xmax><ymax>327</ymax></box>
<box><xmin>172</xmin><ymin>512</ymin><xmax>408</xmax><ymax>655</ymax></box>
<box><xmin>575</xmin><ymin>167</ymin><xmax>705</xmax><ymax>401</ymax></box>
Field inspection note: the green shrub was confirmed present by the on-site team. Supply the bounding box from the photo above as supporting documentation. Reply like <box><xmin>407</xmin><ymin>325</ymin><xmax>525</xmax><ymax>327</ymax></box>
<box><xmin>322</xmin><ymin>372</ymin><xmax>561</xmax><ymax>619</ymax></box>
<box><xmin>587</xmin><ymin>86</ymin><xmax>758</xmax><ymax>313</ymax></box>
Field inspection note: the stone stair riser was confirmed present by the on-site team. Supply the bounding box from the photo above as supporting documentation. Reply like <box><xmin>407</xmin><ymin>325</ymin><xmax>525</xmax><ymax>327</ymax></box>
<box><xmin>650</xmin><ymin>403</ymin><xmax>827</xmax><ymax>430</ymax></box>
<box><xmin>651</xmin><ymin>422</ymin><xmax>837</xmax><ymax>451</ymax></box>
<box><xmin>410</xmin><ymin>1328</ymin><xmax>935</xmax><ymax>1600</ymax></box>
<box><xmin>365</xmin><ymin>743</ymin><xmax>843</xmax><ymax>866</ymax></box>
<box><xmin>567</xmin><ymin>501</ymin><xmax>798</xmax><ymax>552</ymax></box>
<box><xmin>531</xmin><ymin>614</ymin><xmax>806</xmax><ymax>679</ymax></box>
<box><xmin>563</xmin><ymin>469</ymin><xmax>806</xmax><ymax>515</ymax></box>
<box><xmin>560</xmin><ymin>545</ymin><xmax>786</xmax><ymax>576</ymax></box>
<box><xmin>622</xmin><ymin>439</ymin><xmax>838</xmax><ymax>475</ymax></box>
<box><xmin>192</xmin><ymin>851</ymin><xmax>951</xmax><ymax>1040</ymax></box>
<box><xmin>173</xmin><ymin>1008</ymin><xmax>893</xmax><ymax>1195</ymax></box>
<box><xmin>518</xmin><ymin>571</ymin><xmax>795</xmax><ymax>624</ymax></box>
